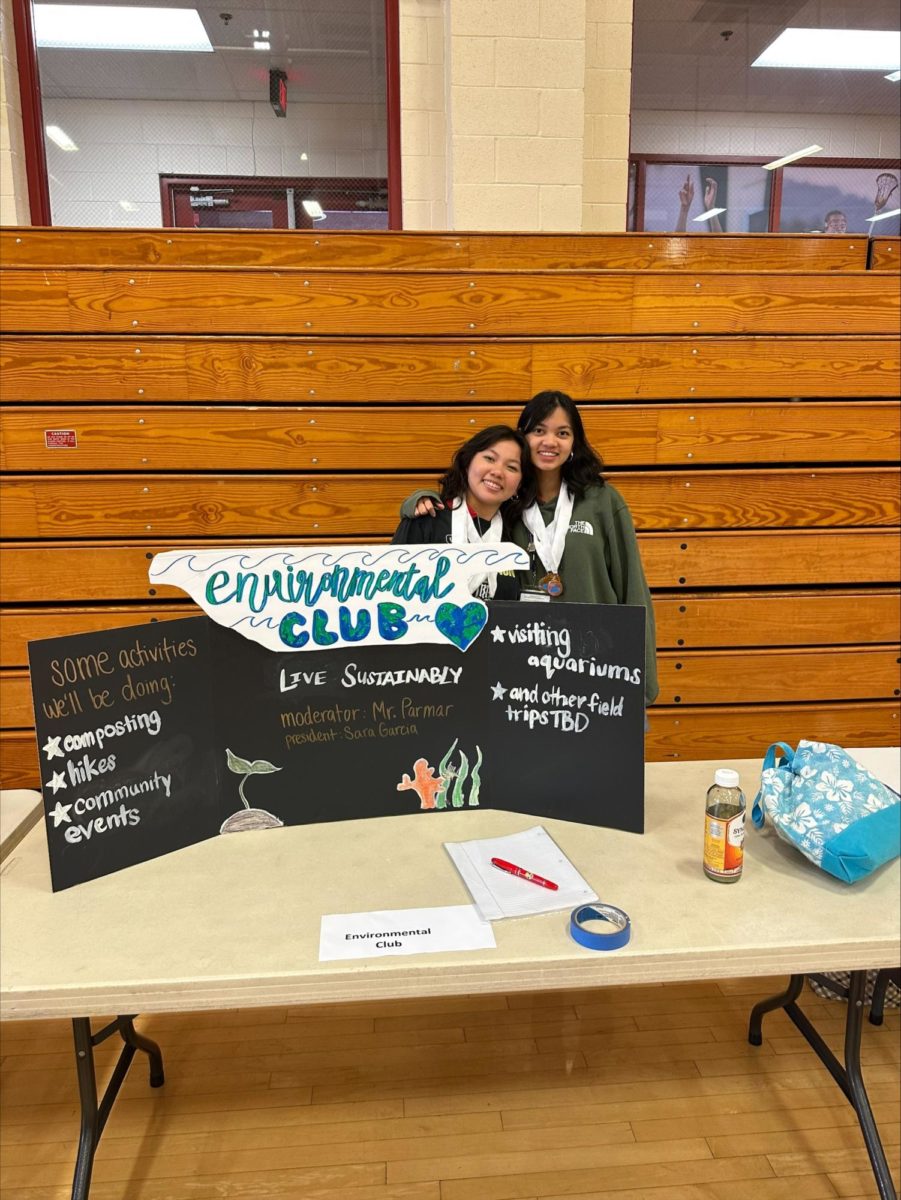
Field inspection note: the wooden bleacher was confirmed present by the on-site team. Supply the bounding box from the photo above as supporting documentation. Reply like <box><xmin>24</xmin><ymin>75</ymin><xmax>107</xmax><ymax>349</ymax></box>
<box><xmin>1</xmin><ymin>228</ymin><xmax>899</xmax><ymax>785</ymax></box>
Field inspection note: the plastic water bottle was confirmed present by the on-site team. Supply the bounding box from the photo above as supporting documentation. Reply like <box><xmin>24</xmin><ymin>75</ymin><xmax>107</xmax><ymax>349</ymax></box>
<box><xmin>703</xmin><ymin>768</ymin><xmax>745</xmax><ymax>883</ymax></box>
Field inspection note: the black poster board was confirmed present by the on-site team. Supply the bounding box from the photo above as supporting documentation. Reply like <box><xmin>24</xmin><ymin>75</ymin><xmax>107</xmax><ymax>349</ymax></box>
<box><xmin>28</xmin><ymin>602</ymin><xmax>645</xmax><ymax>890</ymax></box>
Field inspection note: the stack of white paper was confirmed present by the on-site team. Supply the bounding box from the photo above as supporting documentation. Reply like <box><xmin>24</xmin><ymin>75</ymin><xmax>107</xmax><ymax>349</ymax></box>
<box><xmin>444</xmin><ymin>825</ymin><xmax>598</xmax><ymax>920</ymax></box>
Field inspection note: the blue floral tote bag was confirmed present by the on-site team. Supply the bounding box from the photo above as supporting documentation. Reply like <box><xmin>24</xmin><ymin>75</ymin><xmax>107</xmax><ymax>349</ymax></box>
<box><xmin>752</xmin><ymin>740</ymin><xmax>900</xmax><ymax>884</ymax></box>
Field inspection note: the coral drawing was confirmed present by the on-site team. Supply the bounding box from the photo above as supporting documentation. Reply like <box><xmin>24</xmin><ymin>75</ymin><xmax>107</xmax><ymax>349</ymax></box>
<box><xmin>396</xmin><ymin>759</ymin><xmax>444</xmax><ymax>810</ymax></box>
<box><xmin>220</xmin><ymin>747</ymin><xmax>285</xmax><ymax>834</ymax></box>
<box><xmin>397</xmin><ymin>740</ymin><xmax>483</xmax><ymax>811</ymax></box>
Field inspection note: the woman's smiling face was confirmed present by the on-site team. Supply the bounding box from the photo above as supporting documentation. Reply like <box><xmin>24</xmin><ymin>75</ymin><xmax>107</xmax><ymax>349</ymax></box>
<box><xmin>465</xmin><ymin>437</ymin><xmax>523</xmax><ymax>516</ymax></box>
<box><xmin>524</xmin><ymin>406</ymin><xmax>573</xmax><ymax>474</ymax></box>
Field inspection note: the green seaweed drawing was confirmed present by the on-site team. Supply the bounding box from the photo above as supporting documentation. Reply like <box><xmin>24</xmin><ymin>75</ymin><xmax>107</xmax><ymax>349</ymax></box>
<box><xmin>435</xmin><ymin>738</ymin><xmax>459</xmax><ymax>810</ymax></box>
<box><xmin>450</xmin><ymin>749</ymin><xmax>469</xmax><ymax>808</ymax></box>
<box><xmin>468</xmin><ymin>745</ymin><xmax>483</xmax><ymax>807</ymax></box>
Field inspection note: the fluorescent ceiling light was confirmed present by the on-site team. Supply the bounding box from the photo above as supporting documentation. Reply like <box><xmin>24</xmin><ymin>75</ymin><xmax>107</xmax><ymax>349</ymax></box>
<box><xmin>253</xmin><ymin>40</ymin><xmax>270</xmax><ymax>49</ymax></box>
<box><xmin>302</xmin><ymin>199</ymin><xmax>325</xmax><ymax>220</ymax></box>
<box><xmin>45</xmin><ymin>124</ymin><xmax>78</xmax><ymax>151</ymax></box>
<box><xmin>763</xmin><ymin>144</ymin><xmax>823</xmax><ymax>170</ymax></box>
<box><xmin>34</xmin><ymin>5</ymin><xmax>213</xmax><ymax>51</ymax></box>
<box><xmin>866</xmin><ymin>207</ymin><xmax>901</xmax><ymax>223</ymax></box>
<box><xmin>886</xmin><ymin>70</ymin><xmax>901</xmax><ymax>81</ymax></box>
<box><xmin>753</xmin><ymin>28</ymin><xmax>900</xmax><ymax>71</ymax></box>
<box><xmin>119</xmin><ymin>200</ymin><xmax>138</xmax><ymax>212</ymax></box>
<box><xmin>693</xmin><ymin>208</ymin><xmax>726</xmax><ymax>222</ymax></box>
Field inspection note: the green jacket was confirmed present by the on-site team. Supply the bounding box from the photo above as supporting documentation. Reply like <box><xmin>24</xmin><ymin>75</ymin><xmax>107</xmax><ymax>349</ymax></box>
<box><xmin>400</xmin><ymin>483</ymin><xmax>658</xmax><ymax>703</ymax></box>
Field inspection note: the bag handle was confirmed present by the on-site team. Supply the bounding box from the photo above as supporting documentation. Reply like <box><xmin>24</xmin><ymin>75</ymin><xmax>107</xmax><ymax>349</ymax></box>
<box><xmin>752</xmin><ymin>741</ymin><xmax>795</xmax><ymax>829</ymax></box>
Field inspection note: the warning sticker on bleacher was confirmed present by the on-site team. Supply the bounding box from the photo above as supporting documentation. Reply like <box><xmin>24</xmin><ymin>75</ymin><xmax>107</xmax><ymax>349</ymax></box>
<box><xmin>44</xmin><ymin>429</ymin><xmax>77</xmax><ymax>449</ymax></box>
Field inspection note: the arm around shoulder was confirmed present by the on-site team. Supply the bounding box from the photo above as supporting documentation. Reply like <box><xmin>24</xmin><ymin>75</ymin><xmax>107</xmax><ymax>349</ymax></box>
<box><xmin>399</xmin><ymin>488</ymin><xmax>441</xmax><ymax>519</ymax></box>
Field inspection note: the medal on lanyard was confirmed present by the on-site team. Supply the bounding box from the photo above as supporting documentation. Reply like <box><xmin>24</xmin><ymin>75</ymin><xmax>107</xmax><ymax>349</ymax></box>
<box><xmin>523</xmin><ymin>484</ymin><xmax>573</xmax><ymax>599</ymax></box>
<box><xmin>538</xmin><ymin>571</ymin><xmax>564</xmax><ymax>597</ymax></box>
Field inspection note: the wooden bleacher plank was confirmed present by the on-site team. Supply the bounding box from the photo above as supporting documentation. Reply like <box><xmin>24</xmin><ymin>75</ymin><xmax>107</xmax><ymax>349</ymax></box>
<box><xmin>2</xmin><ymin>672</ymin><xmax>36</xmax><ymax>728</ymax></box>
<box><xmin>648</xmin><ymin>401</ymin><xmax>900</xmax><ymax>463</ymax></box>
<box><xmin>4</xmin><ymin>335</ymin><xmax>898</xmax><ymax>403</ymax></box>
<box><xmin>466</xmin><ymin>234</ymin><xmax>871</xmax><ymax>272</ymax></box>
<box><xmin>640</xmin><ymin>529</ymin><xmax>901</xmax><ymax>588</ymax></box>
<box><xmin>0</xmin><ymin>229</ymin><xmax>472</xmax><ymax>269</ymax></box>
<box><xmin>2</xmin><ymin>529</ymin><xmax>896</xmax><ymax>604</ymax></box>
<box><xmin>536</xmin><ymin>336</ymin><xmax>901</xmax><ymax>401</ymax></box>
<box><xmin>0</xmin><ymin>606</ymin><xmax>198</xmax><ymax>667</ymax></box>
<box><xmin>656</xmin><ymin>645</ymin><xmax>900</xmax><ymax>705</ymax></box>
<box><xmin>0</xmin><ymin>731</ymin><xmax>40</xmax><ymax>789</ymax></box>
<box><xmin>0</xmin><ymin>338</ymin><xmax>532</xmax><ymax>403</ymax></box>
<box><xmin>623</xmin><ymin>466</ymin><xmax>899</xmax><ymax>529</ymax></box>
<box><xmin>654</xmin><ymin>589</ymin><xmax>901</xmax><ymax>648</ymax></box>
<box><xmin>630</xmin><ymin>273</ymin><xmax>899</xmax><ymax>335</ymax></box>
<box><xmin>869</xmin><ymin>238</ymin><xmax>900</xmax><ymax>270</ymax></box>
<box><xmin>646</xmin><ymin>701</ymin><xmax>899</xmax><ymax>762</ymax></box>
<box><xmin>2</xmin><ymin>270</ymin><xmax>897</xmax><ymax>337</ymax></box>
<box><xmin>3</xmin><ymin>402</ymin><xmax>897</xmax><ymax>472</ymax></box>
<box><xmin>0</xmin><ymin>228</ymin><xmax>872</xmax><ymax>271</ymax></box>
<box><xmin>1</xmin><ymin>467</ymin><xmax>897</xmax><ymax>539</ymax></box>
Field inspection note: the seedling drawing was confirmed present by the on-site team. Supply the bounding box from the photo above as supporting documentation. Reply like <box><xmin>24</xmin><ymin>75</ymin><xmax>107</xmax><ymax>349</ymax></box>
<box><xmin>220</xmin><ymin>747</ymin><xmax>285</xmax><ymax>833</ymax></box>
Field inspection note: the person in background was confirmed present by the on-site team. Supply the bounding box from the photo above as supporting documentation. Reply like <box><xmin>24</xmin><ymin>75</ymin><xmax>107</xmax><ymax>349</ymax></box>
<box><xmin>823</xmin><ymin>209</ymin><xmax>848</xmax><ymax>234</ymax></box>
<box><xmin>392</xmin><ymin>425</ymin><xmax>534</xmax><ymax>601</ymax></box>
<box><xmin>675</xmin><ymin>174</ymin><xmax>724</xmax><ymax>234</ymax></box>
<box><xmin>399</xmin><ymin>393</ymin><xmax>658</xmax><ymax>705</ymax></box>
<box><xmin>823</xmin><ymin>176</ymin><xmax>898</xmax><ymax>233</ymax></box>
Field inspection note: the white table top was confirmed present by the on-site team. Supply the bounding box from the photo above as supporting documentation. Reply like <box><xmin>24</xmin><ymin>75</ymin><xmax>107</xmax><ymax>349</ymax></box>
<box><xmin>2</xmin><ymin>753</ymin><xmax>898</xmax><ymax>1020</ymax></box>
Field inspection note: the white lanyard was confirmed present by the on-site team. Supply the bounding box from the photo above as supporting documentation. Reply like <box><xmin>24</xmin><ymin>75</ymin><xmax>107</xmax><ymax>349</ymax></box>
<box><xmin>451</xmin><ymin>499</ymin><xmax>502</xmax><ymax>598</ymax></box>
<box><xmin>521</xmin><ymin>482</ymin><xmax>574</xmax><ymax>575</ymax></box>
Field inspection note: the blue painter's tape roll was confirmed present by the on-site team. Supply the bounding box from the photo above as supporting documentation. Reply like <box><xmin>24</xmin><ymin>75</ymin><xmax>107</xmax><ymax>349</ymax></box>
<box><xmin>570</xmin><ymin>903</ymin><xmax>631</xmax><ymax>951</ymax></box>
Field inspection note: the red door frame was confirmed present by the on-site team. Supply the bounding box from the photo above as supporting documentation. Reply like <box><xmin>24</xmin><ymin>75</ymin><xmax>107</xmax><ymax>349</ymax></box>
<box><xmin>10</xmin><ymin>0</ymin><xmax>402</xmax><ymax>231</ymax></box>
<box><xmin>11</xmin><ymin>0</ymin><xmax>51</xmax><ymax>225</ymax></box>
<box><xmin>384</xmin><ymin>0</ymin><xmax>402</xmax><ymax>229</ymax></box>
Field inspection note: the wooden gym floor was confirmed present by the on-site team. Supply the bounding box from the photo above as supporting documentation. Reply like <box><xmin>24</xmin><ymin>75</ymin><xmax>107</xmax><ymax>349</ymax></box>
<box><xmin>1</xmin><ymin>977</ymin><xmax>898</xmax><ymax>1199</ymax></box>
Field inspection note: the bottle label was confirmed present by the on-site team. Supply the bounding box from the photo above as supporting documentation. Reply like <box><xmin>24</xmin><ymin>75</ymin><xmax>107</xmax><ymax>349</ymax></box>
<box><xmin>704</xmin><ymin>811</ymin><xmax>744</xmax><ymax>878</ymax></box>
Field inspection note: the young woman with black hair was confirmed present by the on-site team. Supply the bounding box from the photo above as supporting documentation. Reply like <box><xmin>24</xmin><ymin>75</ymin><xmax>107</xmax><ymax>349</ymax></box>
<box><xmin>392</xmin><ymin>424</ymin><xmax>535</xmax><ymax>602</ymax></box>
<box><xmin>400</xmin><ymin>393</ymin><xmax>658</xmax><ymax>703</ymax></box>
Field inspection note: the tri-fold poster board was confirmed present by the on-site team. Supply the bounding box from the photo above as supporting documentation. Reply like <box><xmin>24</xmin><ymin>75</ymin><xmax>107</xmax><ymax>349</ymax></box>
<box><xmin>27</xmin><ymin>545</ymin><xmax>647</xmax><ymax>890</ymax></box>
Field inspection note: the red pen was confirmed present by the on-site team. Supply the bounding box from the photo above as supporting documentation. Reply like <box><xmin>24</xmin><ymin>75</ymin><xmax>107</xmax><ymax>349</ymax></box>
<box><xmin>491</xmin><ymin>857</ymin><xmax>558</xmax><ymax>891</ymax></box>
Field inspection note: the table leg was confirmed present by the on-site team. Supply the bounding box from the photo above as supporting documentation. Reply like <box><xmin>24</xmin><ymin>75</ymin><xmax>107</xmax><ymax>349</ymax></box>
<box><xmin>869</xmin><ymin>968</ymin><xmax>901</xmax><ymax>1027</ymax></box>
<box><xmin>70</xmin><ymin>1016</ymin><xmax>165</xmax><ymax>1200</ymax></box>
<box><xmin>747</xmin><ymin>971</ymin><xmax>897</xmax><ymax>1200</ymax></box>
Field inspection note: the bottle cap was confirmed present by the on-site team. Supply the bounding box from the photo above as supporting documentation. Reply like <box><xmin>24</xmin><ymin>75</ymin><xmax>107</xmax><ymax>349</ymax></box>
<box><xmin>714</xmin><ymin>768</ymin><xmax>740</xmax><ymax>789</ymax></box>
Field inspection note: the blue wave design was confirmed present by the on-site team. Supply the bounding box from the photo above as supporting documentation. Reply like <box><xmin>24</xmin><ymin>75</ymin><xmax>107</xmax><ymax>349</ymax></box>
<box><xmin>150</xmin><ymin>543</ymin><xmax>527</xmax><ymax>579</ymax></box>
<box><xmin>230</xmin><ymin>613</ymin><xmax>283</xmax><ymax>630</ymax></box>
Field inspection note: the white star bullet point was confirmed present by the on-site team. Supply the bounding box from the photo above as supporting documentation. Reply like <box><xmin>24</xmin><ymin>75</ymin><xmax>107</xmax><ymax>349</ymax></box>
<box><xmin>46</xmin><ymin>770</ymin><xmax>68</xmax><ymax>794</ymax></box>
<box><xmin>491</xmin><ymin>681</ymin><xmax>507</xmax><ymax>700</ymax></box>
<box><xmin>490</xmin><ymin>628</ymin><xmax>505</xmax><ymax>642</ymax></box>
<box><xmin>42</xmin><ymin>735</ymin><xmax>63</xmax><ymax>760</ymax></box>
<box><xmin>49</xmin><ymin>801</ymin><xmax>72</xmax><ymax>827</ymax></box>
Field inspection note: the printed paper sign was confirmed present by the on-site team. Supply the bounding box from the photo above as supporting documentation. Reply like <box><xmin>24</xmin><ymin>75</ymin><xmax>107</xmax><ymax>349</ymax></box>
<box><xmin>149</xmin><ymin>544</ymin><xmax>528</xmax><ymax>654</ymax></box>
<box><xmin>319</xmin><ymin>905</ymin><xmax>496</xmax><ymax>960</ymax></box>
